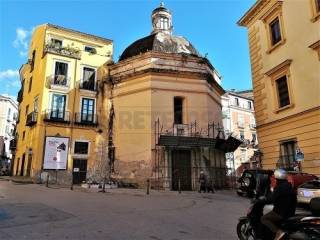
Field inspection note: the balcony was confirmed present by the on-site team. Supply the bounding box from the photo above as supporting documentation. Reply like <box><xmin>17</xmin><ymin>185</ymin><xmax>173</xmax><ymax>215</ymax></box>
<box><xmin>79</xmin><ymin>80</ymin><xmax>99</xmax><ymax>92</ymax></box>
<box><xmin>74</xmin><ymin>113</ymin><xmax>98</xmax><ymax>126</ymax></box>
<box><xmin>43</xmin><ymin>110</ymin><xmax>70</xmax><ymax>123</ymax></box>
<box><xmin>26</xmin><ymin>112</ymin><xmax>38</xmax><ymax>126</ymax></box>
<box><xmin>46</xmin><ymin>75</ymin><xmax>70</xmax><ymax>90</ymax></box>
<box><xmin>44</xmin><ymin>42</ymin><xmax>81</xmax><ymax>59</ymax></box>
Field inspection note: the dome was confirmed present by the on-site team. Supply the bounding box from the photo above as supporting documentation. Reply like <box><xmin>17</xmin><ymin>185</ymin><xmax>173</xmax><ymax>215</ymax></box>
<box><xmin>119</xmin><ymin>32</ymin><xmax>200</xmax><ymax>61</ymax></box>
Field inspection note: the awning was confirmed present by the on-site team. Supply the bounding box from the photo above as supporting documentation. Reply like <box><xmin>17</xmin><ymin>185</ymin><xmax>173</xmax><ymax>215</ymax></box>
<box><xmin>158</xmin><ymin>135</ymin><xmax>241</xmax><ymax>152</ymax></box>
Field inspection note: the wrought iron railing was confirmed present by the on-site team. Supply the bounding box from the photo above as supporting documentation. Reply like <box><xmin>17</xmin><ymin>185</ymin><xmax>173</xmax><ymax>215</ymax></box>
<box><xmin>47</xmin><ymin>75</ymin><xmax>70</xmax><ymax>88</ymax></box>
<box><xmin>26</xmin><ymin>112</ymin><xmax>38</xmax><ymax>126</ymax></box>
<box><xmin>43</xmin><ymin>109</ymin><xmax>70</xmax><ymax>123</ymax></box>
<box><xmin>79</xmin><ymin>80</ymin><xmax>98</xmax><ymax>92</ymax></box>
<box><xmin>74</xmin><ymin>113</ymin><xmax>98</xmax><ymax>126</ymax></box>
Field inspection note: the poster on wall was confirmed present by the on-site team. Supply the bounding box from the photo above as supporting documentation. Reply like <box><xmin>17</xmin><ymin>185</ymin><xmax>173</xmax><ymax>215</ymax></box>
<box><xmin>43</xmin><ymin>136</ymin><xmax>69</xmax><ymax>170</ymax></box>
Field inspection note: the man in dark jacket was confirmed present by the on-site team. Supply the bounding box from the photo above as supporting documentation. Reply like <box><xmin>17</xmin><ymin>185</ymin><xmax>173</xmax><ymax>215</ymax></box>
<box><xmin>261</xmin><ymin>169</ymin><xmax>297</xmax><ymax>240</ymax></box>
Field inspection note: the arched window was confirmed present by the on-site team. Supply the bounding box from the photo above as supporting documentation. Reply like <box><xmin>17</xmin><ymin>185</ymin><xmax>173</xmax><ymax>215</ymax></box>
<box><xmin>160</xmin><ymin>17</ymin><xmax>169</xmax><ymax>30</ymax></box>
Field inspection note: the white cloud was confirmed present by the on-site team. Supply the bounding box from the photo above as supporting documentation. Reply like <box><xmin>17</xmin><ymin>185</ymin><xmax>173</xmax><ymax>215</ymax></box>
<box><xmin>13</xmin><ymin>27</ymin><xmax>29</xmax><ymax>49</ymax></box>
<box><xmin>13</xmin><ymin>27</ymin><xmax>35</xmax><ymax>58</ymax></box>
<box><xmin>0</xmin><ymin>69</ymin><xmax>19</xmax><ymax>79</ymax></box>
<box><xmin>19</xmin><ymin>51</ymin><xmax>27</xmax><ymax>57</ymax></box>
<box><xmin>10</xmin><ymin>80</ymin><xmax>21</xmax><ymax>88</ymax></box>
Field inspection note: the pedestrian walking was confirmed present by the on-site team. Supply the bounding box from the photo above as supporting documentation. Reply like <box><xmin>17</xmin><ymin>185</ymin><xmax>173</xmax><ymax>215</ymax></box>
<box><xmin>199</xmin><ymin>171</ymin><xmax>207</xmax><ymax>193</ymax></box>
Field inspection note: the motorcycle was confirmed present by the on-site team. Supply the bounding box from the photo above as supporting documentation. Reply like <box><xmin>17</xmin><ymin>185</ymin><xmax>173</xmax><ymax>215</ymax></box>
<box><xmin>237</xmin><ymin>198</ymin><xmax>320</xmax><ymax>240</ymax></box>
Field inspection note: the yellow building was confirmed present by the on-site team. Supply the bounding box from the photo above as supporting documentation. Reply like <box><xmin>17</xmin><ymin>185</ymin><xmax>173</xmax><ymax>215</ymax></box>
<box><xmin>238</xmin><ymin>0</ymin><xmax>320</xmax><ymax>174</ymax></box>
<box><xmin>14</xmin><ymin>24</ymin><xmax>113</xmax><ymax>183</ymax></box>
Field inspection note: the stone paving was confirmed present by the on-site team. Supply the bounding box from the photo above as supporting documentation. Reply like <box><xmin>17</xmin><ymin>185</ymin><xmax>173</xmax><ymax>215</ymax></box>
<box><xmin>0</xmin><ymin>179</ymin><xmax>249</xmax><ymax>240</ymax></box>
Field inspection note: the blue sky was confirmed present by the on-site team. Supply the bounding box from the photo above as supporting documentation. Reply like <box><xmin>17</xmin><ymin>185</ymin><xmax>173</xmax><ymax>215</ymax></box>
<box><xmin>0</xmin><ymin>0</ymin><xmax>255</xmax><ymax>99</ymax></box>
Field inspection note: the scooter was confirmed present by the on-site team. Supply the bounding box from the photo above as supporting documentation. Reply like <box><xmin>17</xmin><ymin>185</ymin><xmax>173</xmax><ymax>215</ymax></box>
<box><xmin>237</xmin><ymin>198</ymin><xmax>320</xmax><ymax>240</ymax></box>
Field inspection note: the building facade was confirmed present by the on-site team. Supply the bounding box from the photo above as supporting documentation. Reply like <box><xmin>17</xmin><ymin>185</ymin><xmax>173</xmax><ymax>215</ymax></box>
<box><xmin>106</xmin><ymin>3</ymin><xmax>240</xmax><ymax>190</ymax></box>
<box><xmin>222</xmin><ymin>90</ymin><xmax>258</xmax><ymax>176</ymax></box>
<box><xmin>14</xmin><ymin>24</ymin><xmax>113</xmax><ymax>182</ymax></box>
<box><xmin>238</xmin><ymin>0</ymin><xmax>320</xmax><ymax>174</ymax></box>
<box><xmin>0</xmin><ymin>95</ymin><xmax>18</xmax><ymax>171</ymax></box>
<box><xmin>13</xmin><ymin>4</ymin><xmax>240</xmax><ymax>189</ymax></box>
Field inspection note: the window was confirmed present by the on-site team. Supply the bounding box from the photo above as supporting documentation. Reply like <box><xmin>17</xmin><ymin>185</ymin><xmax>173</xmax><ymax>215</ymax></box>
<box><xmin>279</xmin><ymin>140</ymin><xmax>296</xmax><ymax>168</ymax></box>
<box><xmin>51</xmin><ymin>39</ymin><xmax>62</xmax><ymax>48</ymax></box>
<box><xmin>25</xmin><ymin>105</ymin><xmax>29</xmax><ymax>116</ymax></box>
<box><xmin>276</xmin><ymin>75</ymin><xmax>290</xmax><ymax>108</ymax></box>
<box><xmin>82</xmin><ymin>67</ymin><xmax>96</xmax><ymax>90</ymax></box>
<box><xmin>7</xmin><ymin>108</ymin><xmax>11</xmax><ymax>119</ymax></box>
<box><xmin>84</xmin><ymin>46</ymin><xmax>96</xmax><ymax>54</ymax></box>
<box><xmin>252</xmin><ymin>133</ymin><xmax>257</xmax><ymax>143</ymax></box>
<box><xmin>235</xmin><ymin>98</ymin><xmax>239</xmax><ymax>106</ymax></box>
<box><xmin>239</xmin><ymin>130</ymin><xmax>245</xmax><ymax>140</ymax></box>
<box><xmin>51</xmin><ymin>94</ymin><xmax>66</xmax><ymax>119</ymax></box>
<box><xmin>28</xmin><ymin>77</ymin><xmax>32</xmax><ymax>93</ymax></box>
<box><xmin>238</xmin><ymin>114</ymin><xmax>244</xmax><ymax>128</ymax></box>
<box><xmin>74</xmin><ymin>141</ymin><xmax>89</xmax><ymax>154</ymax></box>
<box><xmin>22</xmin><ymin>131</ymin><xmax>25</xmax><ymax>140</ymax></box>
<box><xmin>30</xmin><ymin>50</ymin><xmax>36</xmax><ymax>71</ymax></box>
<box><xmin>54</xmin><ymin>61</ymin><xmax>68</xmax><ymax>85</ymax></box>
<box><xmin>160</xmin><ymin>17</ymin><xmax>169</xmax><ymax>29</ymax></box>
<box><xmin>34</xmin><ymin>97</ymin><xmax>39</xmax><ymax>113</ymax></box>
<box><xmin>311</xmin><ymin>0</ymin><xmax>320</xmax><ymax>22</ymax></box>
<box><xmin>240</xmin><ymin>149</ymin><xmax>246</xmax><ymax>162</ymax></box>
<box><xmin>247</xmin><ymin>101</ymin><xmax>252</xmax><ymax>109</ymax></box>
<box><xmin>81</xmin><ymin>98</ymin><xmax>95</xmax><ymax>122</ymax></box>
<box><xmin>5</xmin><ymin>125</ymin><xmax>10</xmax><ymax>134</ymax></box>
<box><xmin>261</xmin><ymin>1</ymin><xmax>285</xmax><ymax>53</ymax></box>
<box><xmin>13</xmin><ymin>112</ymin><xmax>18</xmax><ymax>121</ymax></box>
<box><xmin>269</xmin><ymin>17</ymin><xmax>282</xmax><ymax>46</ymax></box>
<box><xmin>174</xmin><ymin>97</ymin><xmax>183</xmax><ymax>124</ymax></box>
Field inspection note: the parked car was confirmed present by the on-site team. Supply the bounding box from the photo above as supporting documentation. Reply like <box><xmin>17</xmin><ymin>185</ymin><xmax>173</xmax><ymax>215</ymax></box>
<box><xmin>297</xmin><ymin>180</ymin><xmax>320</xmax><ymax>204</ymax></box>
<box><xmin>237</xmin><ymin>169</ymin><xmax>318</xmax><ymax>198</ymax></box>
<box><xmin>270</xmin><ymin>171</ymin><xmax>318</xmax><ymax>192</ymax></box>
<box><xmin>237</xmin><ymin>169</ymin><xmax>273</xmax><ymax>197</ymax></box>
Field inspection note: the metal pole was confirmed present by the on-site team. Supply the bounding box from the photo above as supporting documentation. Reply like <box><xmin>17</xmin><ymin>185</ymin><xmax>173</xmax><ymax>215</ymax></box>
<box><xmin>146</xmin><ymin>178</ymin><xmax>150</xmax><ymax>195</ymax></box>
<box><xmin>46</xmin><ymin>173</ymin><xmax>49</xmax><ymax>188</ymax></box>
<box><xmin>178</xmin><ymin>178</ymin><xmax>181</xmax><ymax>194</ymax></box>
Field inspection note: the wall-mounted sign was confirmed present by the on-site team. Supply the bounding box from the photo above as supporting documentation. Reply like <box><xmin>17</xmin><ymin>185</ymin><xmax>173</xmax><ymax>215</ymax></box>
<box><xmin>43</xmin><ymin>136</ymin><xmax>69</xmax><ymax>170</ymax></box>
<box><xmin>295</xmin><ymin>147</ymin><xmax>304</xmax><ymax>162</ymax></box>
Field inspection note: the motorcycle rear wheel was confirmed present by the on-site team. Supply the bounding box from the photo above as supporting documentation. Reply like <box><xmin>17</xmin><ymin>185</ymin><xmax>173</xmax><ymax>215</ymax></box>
<box><xmin>237</xmin><ymin>219</ymin><xmax>255</xmax><ymax>240</ymax></box>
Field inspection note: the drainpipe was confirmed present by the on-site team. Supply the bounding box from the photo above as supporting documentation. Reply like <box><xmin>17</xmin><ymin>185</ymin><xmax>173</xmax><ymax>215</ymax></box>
<box><xmin>69</xmin><ymin>57</ymin><xmax>78</xmax><ymax>187</ymax></box>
